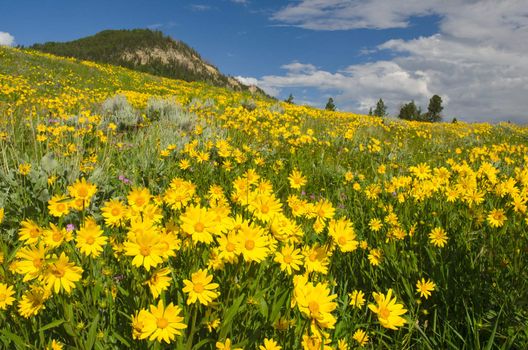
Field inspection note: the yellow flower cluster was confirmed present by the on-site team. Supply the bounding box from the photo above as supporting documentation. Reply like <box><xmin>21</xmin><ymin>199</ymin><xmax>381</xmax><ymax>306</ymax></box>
<box><xmin>1</xmin><ymin>45</ymin><xmax>527</xmax><ymax>348</ymax></box>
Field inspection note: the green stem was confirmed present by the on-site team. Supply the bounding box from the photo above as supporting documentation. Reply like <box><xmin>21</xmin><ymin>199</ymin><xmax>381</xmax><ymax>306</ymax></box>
<box><xmin>185</xmin><ymin>304</ymin><xmax>198</xmax><ymax>350</ymax></box>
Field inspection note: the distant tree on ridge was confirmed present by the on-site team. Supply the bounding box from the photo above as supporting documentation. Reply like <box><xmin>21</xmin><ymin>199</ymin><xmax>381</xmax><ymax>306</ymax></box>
<box><xmin>325</xmin><ymin>97</ymin><xmax>336</xmax><ymax>111</ymax></box>
<box><xmin>398</xmin><ymin>100</ymin><xmax>421</xmax><ymax>121</ymax></box>
<box><xmin>373</xmin><ymin>98</ymin><xmax>387</xmax><ymax>117</ymax></box>
<box><xmin>425</xmin><ymin>94</ymin><xmax>443</xmax><ymax>122</ymax></box>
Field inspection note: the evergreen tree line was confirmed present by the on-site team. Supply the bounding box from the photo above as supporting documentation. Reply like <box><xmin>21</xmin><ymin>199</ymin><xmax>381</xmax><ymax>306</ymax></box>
<box><xmin>285</xmin><ymin>94</ymin><xmax>445</xmax><ymax>122</ymax></box>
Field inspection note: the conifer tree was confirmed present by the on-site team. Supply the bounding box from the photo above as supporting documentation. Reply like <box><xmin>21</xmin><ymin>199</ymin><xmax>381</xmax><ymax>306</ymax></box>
<box><xmin>398</xmin><ymin>101</ymin><xmax>421</xmax><ymax>120</ymax></box>
<box><xmin>325</xmin><ymin>97</ymin><xmax>336</xmax><ymax>111</ymax></box>
<box><xmin>426</xmin><ymin>95</ymin><xmax>443</xmax><ymax>122</ymax></box>
<box><xmin>373</xmin><ymin>98</ymin><xmax>387</xmax><ymax>117</ymax></box>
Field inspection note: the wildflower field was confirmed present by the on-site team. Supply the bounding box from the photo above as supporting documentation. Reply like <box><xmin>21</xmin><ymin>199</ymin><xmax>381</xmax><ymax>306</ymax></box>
<box><xmin>1</xmin><ymin>46</ymin><xmax>527</xmax><ymax>349</ymax></box>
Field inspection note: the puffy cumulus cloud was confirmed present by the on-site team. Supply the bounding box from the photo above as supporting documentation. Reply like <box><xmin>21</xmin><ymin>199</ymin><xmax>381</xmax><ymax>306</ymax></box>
<box><xmin>272</xmin><ymin>0</ymin><xmax>438</xmax><ymax>31</ymax></box>
<box><xmin>378</xmin><ymin>35</ymin><xmax>528</xmax><ymax>122</ymax></box>
<box><xmin>235</xmin><ymin>75</ymin><xmax>280</xmax><ymax>96</ymax></box>
<box><xmin>235</xmin><ymin>76</ymin><xmax>259</xmax><ymax>86</ymax></box>
<box><xmin>266</xmin><ymin>0</ymin><xmax>528</xmax><ymax>123</ymax></box>
<box><xmin>242</xmin><ymin>61</ymin><xmax>433</xmax><ymax>114</ymax></box>
<box><xmin>0</xmin><ymin>32</ymin><xmax>15</xmax><ymax>46</ymax></box>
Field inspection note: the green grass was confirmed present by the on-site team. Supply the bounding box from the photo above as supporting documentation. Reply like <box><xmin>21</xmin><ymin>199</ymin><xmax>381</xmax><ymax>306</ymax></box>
<box><xmin>0</xmin><ymin>46</ymin><xmax>527</xmax><ymax>349</ymax></box>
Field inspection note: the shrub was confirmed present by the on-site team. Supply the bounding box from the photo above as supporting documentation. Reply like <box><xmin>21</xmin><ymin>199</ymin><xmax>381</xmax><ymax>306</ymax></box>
<box><xmin>146</xmin><ymin>97</ymin><xmax>180</xmax><ymax>122</ymax></box>
<box><xmin>147</xmin><ymin>97</ymin><xmax>197</xmax><ymax>132</ymax></box>
<box><xmin>101</xmin><ymin>95</ymin><xmax>141</xmax><ymax>130</ymax></box>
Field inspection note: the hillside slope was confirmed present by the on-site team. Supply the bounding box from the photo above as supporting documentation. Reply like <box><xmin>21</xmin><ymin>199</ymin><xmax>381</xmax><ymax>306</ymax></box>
<box><xmin>1</xmin><ymin>46</ymin><xmax>528</xmax><ymax>349</ymax></box>
<box><xmin>30</xmin><ymin>29</ymin><xmax>263</xmax><ymax>94</ymax></box>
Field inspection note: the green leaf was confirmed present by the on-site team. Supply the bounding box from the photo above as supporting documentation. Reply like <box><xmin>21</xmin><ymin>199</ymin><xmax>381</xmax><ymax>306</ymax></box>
<box><xmin>40</xmin><ymin>153</ymin><xmax>59</xmax><ymax>173</ymax></box>
<box><xmin>63</xmin><ymin>303</ymin><xmax>76</xmax><ymax>336</ymax></box>
<box><xmin>484</xmin><ymin>307</ymin><xmax>503</xmax><ymax>350</ymax></box>
<box><xmin>0</xmin><ymin>329</ymin><xmax>28</xmax><ymax>349</ymax></box>
<box><xmin>39</xmin><ymin>319</ymin><xmax>65</xmax><ymax>332</ymax></box>
<box><xmin>85</xmin><ymin>313</ymin><xmax>100</xmax><ymax>350</ymax></box>
<box><xmin>219</xmin><ymin>293</ymin><xmax>245</xmax><ymax>339</ymax></box>
<box><xmin>194</xmin><ymin>338</ymin><xmax>213</xmax><ymax>349</ymax></box>
<box><xmin>259</xmin><ymin>298</ymin><xmax>268</xmax><ymax>319</ymax></box>
<box><xmin>111</xmin><ymin>331</ymin><xmax>130</xmax><ymax>347</ymax></box>
<box><xmin>116</xmin><ymin>284</ymin><xmax>129</xmax><ymax>297</ymax></box>
<box><xmin>270</xmin><ymin>290</ymin><xmax>289</xmax><ymax>323</ymax></box>
<box><xmin>63</xmin><ymin>322</ymin><xmax>76</xmax><ymax>337</ymax></box>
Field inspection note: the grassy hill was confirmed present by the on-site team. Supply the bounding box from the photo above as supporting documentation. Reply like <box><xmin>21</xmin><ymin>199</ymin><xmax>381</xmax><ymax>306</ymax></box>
<box><xmin>30</xmin><ymin>29</ymin><xmax>264</xmax><ymax>94</ymax></box>
<box><xmin>1</xmin><ymin>46</ymin><xmax>528</xmax><ymax>349</ymax></box>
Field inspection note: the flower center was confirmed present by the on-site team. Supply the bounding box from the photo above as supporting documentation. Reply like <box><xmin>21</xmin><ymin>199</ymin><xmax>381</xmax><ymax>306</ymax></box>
<box><xmin>308</xmin><ymin>301</ymin><xmax>320</xmax><ymax>315</ymax></box>
<box><xmin>52</xmin><ymin>232</ymin><xmax>63</xmax><ymax>242</ymax></box>
<box><xmin>226</xmin><ymin>242</ymin><xmax>236</xmax><ymax>252</ymax></box>
<box><xmin>307</xmin><ymin>338</ymin><xmax>321</xmax><ymax>350</ymax></box>
<box><xmin>86</xmin><ymin>236</ymin><xmax>95</xmax><ymax>245</ymax></box>
<box><xmin>51</xmin><ymin>266</ymin><xmax>65</xmax><ymax>278</ymax></box>
<box><xmin>283</xmin><ymin>255</ymin><xmax>293</xmax><ymax>264</ymax></box>
<box><xmin>379</xmin><ymin>306</ymin><xmax>390</xmax><ymax>319</ymax></box>
<box><xmin>140</xmin><ymin>246</ymin><xmax>151</xmax><ymax>256</ymax></box>
<box><xmin>193</xmin><ymin>283</ymin><xmax>204</xmax><ymax>293</ymax></box>
<box><xmin>260</xmin><ymin>204</ymin><xmax>269</xmax><ymax>214</ymax></box>
<box><xmin>338</xmin><ymin>236</ymin><xmax>347</xmax><ymax>245</ymax></box>
<box><xmin>309</xmin><ymin>252</ymin><xmax>318</xmax><ymax>262</ymax></box>
<box><xmin>194</xmin><ymin>222</ymin><xmax>205</xmax><ymax>233</ymax></box>
<box><xmin>245</xmin><ymin>240</ymin><xmax>255</xmax><ymax>250</ymax></box>
<box><xmin>317</xmin><ymin>209</ymin><xmax>325</xmax><ymax>218</ymax></box>
<box><xmin>30</xmin><ymin>229</ymin><xmax>41</xmax><ymax>238</ymax></box>
<box><xmin>111</xmin><ymin>208</ymin><xmax>120</xmax><ymax>216</ymax></box>
<box><xmin>33</xmin><ymin>258</ymin><xmax>43</xmax><ymax>268</ymax></box>
<box><xmin>135</xmin><ymin>198</ymin><xmax>145</xmax><ymax>207</ymax></box>
<box><xmin>158</xmin><ymin>241</ymin><xmax>169</xmax><ymax>252</ymax></box>
<box><xmin>78</xmin><ymin>187</ymin><xmax>88</xmax><ymax>198</ymax></box>
<box><xmin>156</xmin><ymin>317</ymin><xmax>169</xmax><ymax>329</ymax></box>
<box><xmin>57</xmin><ymin>203</ymin><xmax>67</xmax><ymax>212</ymax></box>
<box><xmin>0</xmin><ymin>293</ymin><xmax>6</xmax><ymax>300</ymax></box>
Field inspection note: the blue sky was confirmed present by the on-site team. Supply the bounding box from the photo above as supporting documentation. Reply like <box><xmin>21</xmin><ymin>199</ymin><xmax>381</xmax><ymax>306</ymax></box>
<box><xmin>1</xmin><ymin>0</ymin><xmax>527</xmax><ymax>123</ymax></box>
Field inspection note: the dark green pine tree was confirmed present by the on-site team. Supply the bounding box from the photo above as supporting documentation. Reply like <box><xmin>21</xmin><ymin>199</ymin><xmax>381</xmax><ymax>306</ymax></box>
<box><xmin>373</xmin><ymin>98</ymin><xmax>387</xmax><ymax>117</ymax></box>
<box><xmin>425</xmin><ymin>94</ymin><xmax>443</xmax><ymax>122</ymax></box>
<box><xmin>325</xmin><ymin>97</ymin><xmax>336</xmax><ymax>111</ymax></box>
<box><xmin>398</xmin><ymin>100</ymin><xmax>421</xmax><ymax>121</ymax></box>
<box><xmin>284</xmin><ymin>93</ymin><xmax>294</xmax><ymax>104</ymax></box>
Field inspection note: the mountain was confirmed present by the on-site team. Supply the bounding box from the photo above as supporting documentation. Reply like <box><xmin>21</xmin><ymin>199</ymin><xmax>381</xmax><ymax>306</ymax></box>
<box><xmin>30</xmin><ymin>29</ymin><xmax>263</xmax><ymax>94</ymax></box>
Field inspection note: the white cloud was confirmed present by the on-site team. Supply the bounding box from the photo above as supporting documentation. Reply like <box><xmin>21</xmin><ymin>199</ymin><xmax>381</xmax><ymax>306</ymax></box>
<box><xmin>190</xmin><ymin>4</ymin><xmax>212</xmax><ymax>12</ymax></box>
<box><xmin>280</xmin><ymin>62</ymin><xmax>317</xmax><ymax>74</ymax></box>
<box><xmin>243</xmin><ymin>60</ymin><xmax>434</xmax><ymax>115</ymax></box>
<box><xmin>235</xmin><ymin>76</ymin><xmax>258</xmax><ymax>86</ymax></box>
<box><xmin>147</xmin><ymin>23</ymin><xmax>163</xmax><ymax>29</ymax></box>
<box><xmin>264</xmin><ymin>0</ymin><xmax>528</xmax><ymax>123</ymax></box>
<box><xmin>235</xmin><ymin>76</ymin><xmax>280</xmax><ymax>96</ymax></box>
<box><xmin>0</xmin><ymin>32</ymin><xmax>15</xmax><ymax>46</ymax></box>
<box><xmin>272</xmin><ymin>0</ymin><xmax>438</xmax><ymax>31</ymax></box>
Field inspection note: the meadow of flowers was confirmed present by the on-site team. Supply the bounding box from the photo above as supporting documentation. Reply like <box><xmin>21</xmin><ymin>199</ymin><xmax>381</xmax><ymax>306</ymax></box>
<box><xmin>0</xmin><ymin>46</ymin><xmax>527</xmax><ymax>349</ymax></box>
